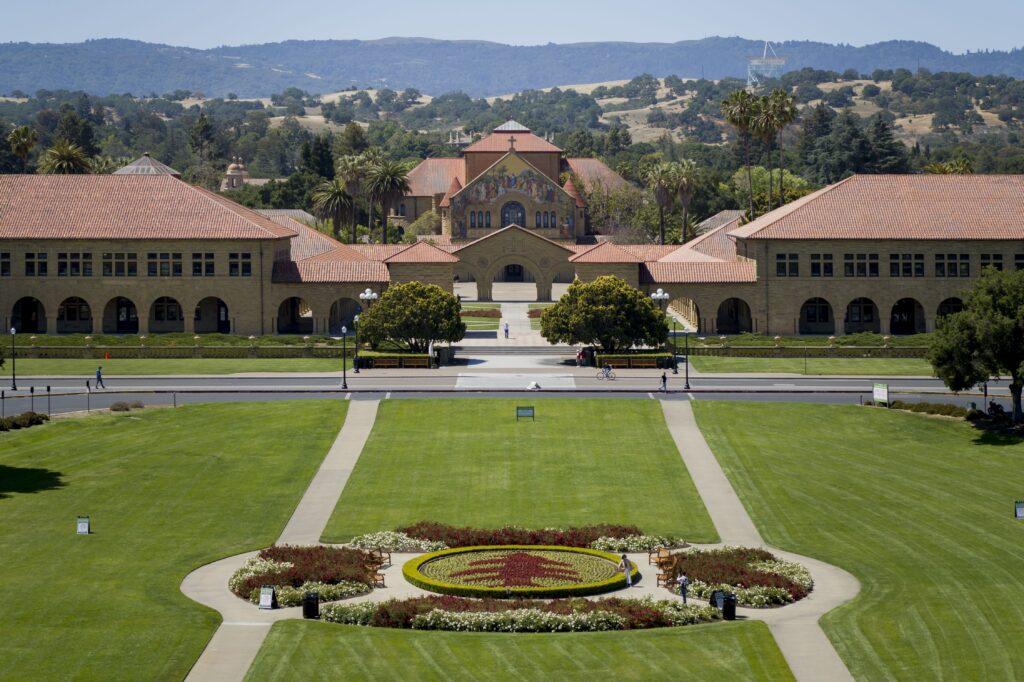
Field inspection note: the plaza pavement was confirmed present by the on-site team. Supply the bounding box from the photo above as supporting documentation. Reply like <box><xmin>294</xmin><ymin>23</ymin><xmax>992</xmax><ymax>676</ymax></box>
<box><xmin>180</xmin><ymin>395</ymin><xmax>861</xmax><ymax>682</ymax></box>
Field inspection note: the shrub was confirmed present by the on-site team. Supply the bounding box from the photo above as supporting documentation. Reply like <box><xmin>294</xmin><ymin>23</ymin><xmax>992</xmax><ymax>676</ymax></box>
<box><xmin>129</xmin><ymin>400</ymin><xmax>145</xmax><ymax>410</ymax></box>
<box><xmin>229</xmin><ymin>545</ymin><xmax>377</xmax><ymax>601</ymax></box>
<box><xmin>109</xmin><ymin>401</ymin><xmax>132</xmax><ymax>412</ymax></box>
<box><xmin>399</xmin><ymin>522</ymin><xmax>644</xmax><ymax>548</ymax></box>
<box><xmin>349</xmin><ymin>531</ymin><xmax>447</xmax><ymax>552</ymax></box>
<box><xmin>881</xmin><ymin>400</ymin><xmax>968</xmax><ymax>418</ymax></box>
<box><xmin>247</xmin><ymin>580</ymin><xmax>368</xmax><ymax>606</ymax></box>
<box><xmin>2</xmin><ymin>411</ymin><xmax>50</xmax><ymax>430</ymax></box>
<box><xmin>668</xmin><ymin>547</ymin><xmax>812</xmax><ymax>606</ymax></box>
<box><xmin>590</xmin><ymin>535</ymin><xmax>685</xmax><ymax>552</ymax></box>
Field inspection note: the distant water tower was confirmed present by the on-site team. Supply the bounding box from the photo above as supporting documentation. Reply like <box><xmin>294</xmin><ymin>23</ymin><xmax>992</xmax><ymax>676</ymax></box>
<box><xmin>747</xmin><ymin>42</ymin><xmax>787</xmax><ymax>88</ymax></box>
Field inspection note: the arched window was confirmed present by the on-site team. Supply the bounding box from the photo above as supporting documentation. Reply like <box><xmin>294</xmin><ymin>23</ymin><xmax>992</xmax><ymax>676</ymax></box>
<box><xmin>543</xmin><ymin>212</ymin><xmax>549</xmax><ymax>228</ymax></box>
<box><xmin>399</xmin><ymin>204</ymin><xmax>406</xmax><ymax>217</ymax></box>
<box><xmin>535</xmin><ymin>212</ymin><xmax>541</xmax><ymax>228</ymax></box>
<box><xmin>551</xmin><ymin>211</ymin><xmax>556</xmax><ymax>226</ymax></box>
<box><xmin>479</xmin><ymin>211</ymin><xmax>484</xmax><ymax>227</ymax></box>
<box><xmin>485</xmin><ymin>211</ymin><xmax>491</xmax><ymax>227</ymax></box>
<box><xmin>470</xmin><ymin>211</ymin><xmax>476</xmax><ymax>228</ymax></box>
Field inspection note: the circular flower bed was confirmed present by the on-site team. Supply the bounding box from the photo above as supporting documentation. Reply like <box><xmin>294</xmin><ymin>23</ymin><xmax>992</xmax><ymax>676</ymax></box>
<box><xmin>666</xmin><ymin>547</ymin><xmax>813</xmax><ymax>607</ymax></box>
<box><xmin>404</xmin><ymin>545</ymin><xmax>638</xmax><ymax>598</ymax></box>
<box><xmin>229</xmin><ymin>545</ymin><xmax>377</xmax><ymax>607</ymax></box>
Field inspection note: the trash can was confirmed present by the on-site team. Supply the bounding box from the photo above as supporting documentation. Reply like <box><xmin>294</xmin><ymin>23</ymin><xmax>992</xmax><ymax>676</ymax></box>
<box><xmin>709</xmin><ymin>589</ymin><xmax>725</xmax><ymax>610</ymax></box>
<box><xmin>722</xmin><ymin>592</ymin><xmax>737</xmax><ymax>621</ymax></box>
<box><xmin>302</xmin><ymin>591</ymin><xmax>319</xmax><ymax>620</ymax></box>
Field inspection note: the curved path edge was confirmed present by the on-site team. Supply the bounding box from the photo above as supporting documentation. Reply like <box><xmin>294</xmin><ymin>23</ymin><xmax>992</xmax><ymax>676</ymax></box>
<box><xmin>661</xmin><ymin>400</ymin><xmax>860</xmax><ymax>682</ymax></box>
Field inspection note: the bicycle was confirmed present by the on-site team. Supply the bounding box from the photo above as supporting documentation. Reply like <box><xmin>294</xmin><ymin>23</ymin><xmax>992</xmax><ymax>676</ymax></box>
<box><xmin>596</xmin><ymin>369</ymin><xmax>616</xmax><ymax>380</ymax></box>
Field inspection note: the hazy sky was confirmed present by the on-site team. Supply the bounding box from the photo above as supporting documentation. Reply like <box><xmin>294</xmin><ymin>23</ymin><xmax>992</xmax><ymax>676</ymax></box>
<box><xmin>4</xmin><ymin>0</ymin><xmax>1020</xmax><ymax>53</ymax></box>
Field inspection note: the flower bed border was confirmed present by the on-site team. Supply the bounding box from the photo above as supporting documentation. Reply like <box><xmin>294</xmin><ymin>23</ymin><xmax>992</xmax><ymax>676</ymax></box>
<box><xmin>404</xmin><ymin>545</ymin><xmax>639</xmax><ymax>599</ymax></box>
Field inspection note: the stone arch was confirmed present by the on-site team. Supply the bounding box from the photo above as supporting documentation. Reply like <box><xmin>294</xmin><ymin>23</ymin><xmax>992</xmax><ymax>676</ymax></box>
<box><xmin>483</xmin><ymin>254</ymin><xmax>551</xmax><ymax>301</ymax></box>
<box><xmin>12</xmin><ymin>296</ymin><xmax>46</xmax><ymax>333</ymax></box>
<box><xmin>671</xmin><ymin>295</ymin><xmax>701</xmax><ymax>333</ymax></box>
<box><xmin>194</xmin><ymin>296</ymin><xmax>230</xmax><ymax>334</ymax></box>
<box><xmin>329</xmin><ymin>298</ymin><xmax>360</xmax><ymax>336</ymax></box>
<box><xmin>844</xmin><ymin>297</ymin><xmax>880</xmax><ymax>334</ymax></box>
<box><xmin>799</xmin><ymin>297</ymin><xmax>835</xmax><ymax>335</ymax></box>
<box><xmin>149</xmin><ymin>296</ymin><xmax>184</xmax><ymax>333</ymax></box>
<box><xmin>500</xmin><ymin>201</ymin><xmax>526</xmax><ymax>228</ymax></box>
<box><xmin>277</xmin><ymin>297</ymin><xmax>314</xmax><ymax>335</ymax></box>
<box><xmin>937</xmin><ymin>297</ymin><xmax>963</xmax><ymax>322</ymax></box>
<box><xmin>103</xmin><ymin>296</ymin><xmax>139</xmax><ymax>334</ymax></box>
<box><xmin>890</xmin><ymin>298</ymin><xmax>925</xmax><ymax>335</ymax></box>
<box><xmin>57</xmin><ymin>296</ymin><xmax>92</xmax><ymax>334</ymax></box>
<box><xmin>716</xmin><ymin>297</ymin><xmax>752</xmax><ymax>334</ymax></box>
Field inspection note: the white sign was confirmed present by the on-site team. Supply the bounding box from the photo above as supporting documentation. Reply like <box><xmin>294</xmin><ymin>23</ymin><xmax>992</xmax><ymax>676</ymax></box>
<box><xmin>1016</xmin><ymin>501</ymin><xmax>1024</xmax><ymax>519</ymax></box>
<box><xmin>873</xmin><ymin>383</ymin><xmax>889</xmax><ymax>405</ymax></box>
<box><xmin>259</xmin><ymin>587</ymin><xmax>275</xmax><ymax>610</ymax></box>
<box><xmin>76</xmin><ymin>516</ymin><xmax>90</xmax><ymax>535</ymax></box>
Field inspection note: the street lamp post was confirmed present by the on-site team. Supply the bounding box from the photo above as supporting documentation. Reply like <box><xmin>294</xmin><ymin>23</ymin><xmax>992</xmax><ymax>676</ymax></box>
<box><xmin>650</xmin><ymin>289</ymin><xmax>672</xmax><ymax>373</ymax></box>
<box><xmin>341</xmin><ymin>325</ymin><xmax>348</xmax><ymax>390</ymax></box>
<box><xmin>10</xmin><ymin>327</ymin><xmax>16</xmax><ymax>391</ymax></box>
<box><xmin>684</xmin><ymin>330</ymin><xmax>691</xmax><ymax>390</ymax></box>
<box><xmin>359</xmin><ymin>288</ymin><xmax>378</xmax><ymax>308</ymax></box>
<box><xmin>353</xmin><ymin>314</ymin><xmax>360</xmax><ymax>374</ymax></box>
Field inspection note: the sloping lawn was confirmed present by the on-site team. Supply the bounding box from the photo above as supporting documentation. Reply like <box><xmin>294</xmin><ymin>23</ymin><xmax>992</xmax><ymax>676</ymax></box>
<box><xmin>0</xmin><ymin>401</ymin><xmax>347</xmax><ymax>680</ymax></box>
<box><xmin>246</xmin><ymin>621</ymin><xmax>793</xmax><ymax>681</ymax></box>
<box><xmin>693</xmin><ymin>402</ymin><xmax>1024</xmax><ymax>681</ymax></box>
<box><xmin>322</xmin><ymin>399</ymin><xmax>717</xmax><ymax>542</ymax></box>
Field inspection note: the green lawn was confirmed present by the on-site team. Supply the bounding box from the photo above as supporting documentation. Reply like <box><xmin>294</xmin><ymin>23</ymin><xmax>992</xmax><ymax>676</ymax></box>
<box><xmin>322</xmin><ymin>399</ymin><xmax>717</xmax><ymax>542</ymax></box>
<box><xmin>4</xmin><ymin>358</ymin><xmax>350</xmax><ymax>376</ymax></box>
<box><xmin>246</xmin><ymin>621</ymin><xmax>793</xmax><ymax>681</ymax></box>
<box><xmin>0</xmin><ymin>401</ymin><xmax>347</xmax><ymax>680</ymax></box>
<box><xmin>688</xmin><ymin>356</ymin><xmax>933</xmax><ymax>375</ymax></box>
<box><xmin>528</xmin><ymin>303</ymin><xmax>553</xmax><ymax>330</ymax></box>
<box><xmin>693</xmin><ymin>402</ymin><xmax>1024</xmax><ymax>681</ymax></box>
<box><xmin>463</xmin><ymin>316</ymin><xmax>500</xmax><ymax>332</ymax></box>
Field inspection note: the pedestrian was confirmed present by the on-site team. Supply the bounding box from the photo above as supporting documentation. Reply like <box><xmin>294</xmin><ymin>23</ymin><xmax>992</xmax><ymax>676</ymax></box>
<box><xmin>95</xmin><ymin>366</ymin><xmax>106</xmax><ymax>389</ymax></box>
<box><xmin>660</xmin><ymin>371</ymin><xmax>667</xmax><ymax>392</ymax></box>
<box><xmin>503</xmin><ymin>321</ymin><xmax>509</xmax><ymax>339</ymax></box>
<box><xmin>677</xmin><ymin>571</ymin><xmax>689</xmax><ymax>604</ymax></box>
<box><xmin>576</xmin><ymin>350</ymin><xmax>583</xmax><ymax>367</ymax></box>
<box><xmin>619</xmin><ymin>553</ymin><xmax>632</xmax><ymax>587</ymax></box>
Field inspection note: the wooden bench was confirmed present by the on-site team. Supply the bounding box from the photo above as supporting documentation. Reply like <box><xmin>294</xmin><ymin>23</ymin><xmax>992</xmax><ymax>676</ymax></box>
<box><xmin>373</xmin><ymin>572</ymin><xmax>386</xmax><ymax>588</ymax></box>
<box><xmin>630</xmin><ymin>357</ymin><xmax>660</xmax><ymax>368</ymax></box>
<box><xmin>649</xmin><ymin>547</ymin><xmax>670</xmax><ymax>566</ymax></box>
<box><xmin>371</xmin><ymin>357</ymin><xmax>400</xmax><ymax>369</ymax></box>
<box><xmin>657</xmin><ymin>572</ymin><xmax>673</xmax><ymax>588</ymax></box>
<box><xmin>372</xmin><ymin>547</ymin><xmax>392</xmax><ymax>567</ymax></box>
<box><xmin>401</xmin><ymin>357</ymin><xmax>430</xmax><ymax>368</ymax></box>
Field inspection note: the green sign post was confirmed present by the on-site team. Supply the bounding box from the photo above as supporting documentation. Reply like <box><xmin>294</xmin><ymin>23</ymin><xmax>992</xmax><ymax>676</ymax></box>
<box><xmin>516</xmin><ymin>406</ymin><xmax>535</xmax><ymax>421</ymax></box>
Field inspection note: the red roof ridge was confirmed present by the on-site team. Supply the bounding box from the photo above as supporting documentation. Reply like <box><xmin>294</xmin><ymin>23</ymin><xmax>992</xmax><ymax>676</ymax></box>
<box><xmin>453</xmin><ymin>223</ymin><xmax>574</xmax><ymax>253</ymax></box>
<box><xmin>303</xmin><ymin>242</ymin><xmax>371</xmax><ymax>263</ymax></box>
<box><xmin>177</xmin><ymin>179</ymin><xmax>298</xmax><ymax>239</ymax></box>
<box><xmin>563</xmin><ymin>176</ymin><xmax>586</xmax><ymax>208</ymax></box>
<box><xmin>384</xmin><ymin>240</ymin><xmax>460</xmax><ymax>263</ymax></box>
<box><xmin>439</xmin><ymin>176</ymin><xmax>462</xmax><ymax>208</ymax></box>
<box><xmin>727</xmin><ymin>175</ymin><xmax>856</xmax><ymax>240</ymax></box>
<box><xmin>568</xmin><ymin>240</ymin><xmax>643</xmax><ymax>263</ymax></box>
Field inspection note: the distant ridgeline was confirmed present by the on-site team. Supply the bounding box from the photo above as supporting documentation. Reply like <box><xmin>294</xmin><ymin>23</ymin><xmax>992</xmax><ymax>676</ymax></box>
<box><xmin>1</xmin><ymin>37</ymin><xmax>1024</xmax><ymax>97</ymax></box>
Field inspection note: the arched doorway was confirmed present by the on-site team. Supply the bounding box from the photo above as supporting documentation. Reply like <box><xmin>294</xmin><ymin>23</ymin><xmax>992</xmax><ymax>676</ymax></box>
<box><xmin>277</xmin><ymin>297</ymin><xmax>314</xmax><ymax>334</ymax></box>
<box><xmin>487</xmin><ymin>259</ymin><xmax>546</xmax><ymax>301</ymax></box>
<box><xmin>329</xmin><ymin>298</ymin><xmax>360</xmax><ymax>336</ymax></box>
<box><xmin>11</xmin><ymin>297</ymin><xmax>46</xmax><ymax>333</ymax></box>
<box><xmin>890</xmin><ymin>298</ymin><xmax>925</xmax><ymax>335</ymax></box>
<box><xmin>799</xmin><ymin>297</ymin><xmax>834</xmax><ymax>334</ymax></box>
<box><xmin>716</xmin><ymin>298</ymin><xmax>752</xmax><ymax>334</ymax></box>
<box><xmin>149</xmin><ymin>296</ymin><xmax>184</xmax><ymax>333</ymax></box>
<box><xmin>844</xmin><ymin>297</ymin><xmax>879</xmax><ymax>334</ymax></box>
<box><xmin>937</xmin><ymin>297</ymin><xmax>963</xmax><ymax>321</ymax></box>
<box><xmin>103</xmin><ymin>297</ymin><xmax>138</xmax><ymax>334</ymax></box>
<box><xmin>500</xmin><ymin>201</ymin><xmax>525</xmax><ymax>227</ymax></box>
<box><xmin>57</xmin><ymin>297</ymin><xmax>92</xmax><ymax>334</ymax></box>
<box><xmin>194</xmin><ymin>297</ymin><xmax>230</xmax><ymax>333</ymax></box>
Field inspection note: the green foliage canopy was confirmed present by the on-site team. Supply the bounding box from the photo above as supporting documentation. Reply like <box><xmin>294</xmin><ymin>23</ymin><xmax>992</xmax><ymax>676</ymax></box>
<box><xmin>358</xmin><ymin>282</ymin><xmax>465</xmax><ymax>352</ymax></box>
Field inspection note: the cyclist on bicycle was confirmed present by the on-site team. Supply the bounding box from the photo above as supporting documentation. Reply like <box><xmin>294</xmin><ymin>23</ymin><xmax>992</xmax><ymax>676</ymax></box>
<box><xmin>602</xmin><ymin>362</ymin><xmax>612</xmax><ymax>378</ymax></box>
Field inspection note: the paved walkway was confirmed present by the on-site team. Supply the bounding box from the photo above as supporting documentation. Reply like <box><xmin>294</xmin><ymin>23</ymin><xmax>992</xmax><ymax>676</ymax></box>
<box><xmin>661</xmin><ymin>400</ymin><xmax>859</xmax><ymax>682</ymax></box>
<box><xmin>182</xmin><ymin>400</ymin><xmax>380</xmax><ymax>682</ymax></box>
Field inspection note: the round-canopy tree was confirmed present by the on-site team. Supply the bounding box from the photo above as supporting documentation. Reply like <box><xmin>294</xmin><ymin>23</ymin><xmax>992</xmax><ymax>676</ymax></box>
<box><xmin>928</xmin><ymin>268</ymin><xmax>1024</xmax><ymax>422</ymax></box>
<box><xmin>358</xmin><ymin>282</ymin><xmax>465</xmax><ymax>353</ymax></box>
<box><xmin>539</xmin><ymin>275</ymin><xmax>668</xmax><ymax>352</ymax></box>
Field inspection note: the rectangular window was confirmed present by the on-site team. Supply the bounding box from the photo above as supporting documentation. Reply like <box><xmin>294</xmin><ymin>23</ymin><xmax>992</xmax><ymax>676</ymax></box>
<box><xmin>229</xmin><ymin>252</ymin><xmax>252</xmax><ymax>277</ymax></box>
<box><xmin>57</xmin><ymin>252</ymin><xmax>92</xmax><ymax>277</ymax></box>
<box><xmin>936</xmin><ymin>254</ymin><xmax>970</xmax><ymax>278</ymax></box>
<box><xmin>102</xmin><ymin>252</ymin><xmax>138</xmax><ymax>277</ymax></box>
<box><xmin>845</xmin><ymin>253</ymin><xmax>878</xmax><ymax>277</ymax></box>
<box><xmin>147</xmin><ymin>252</ymin><xmax>183</xmax><ymax>277</ymax></box>
<box><xmin>192</xmin><ymin>252</ymin><xmax>215</xmax><ymax>276</ymax></box>
<box><xmin>0</xmin><ymin>252</ymin><xmax>9</xmax><ymax>277</ymax></box>
<box><xmin>776</xmin><ymin>253</ymin><xmax>799</xmax><ymax>277</ymax></box>
<box><xmin>810</xmin><ymin>253</ymin><xmax>833</xmax><ymax>277</ymax></box>
<box><xmin>1016</xmin><ymin>254</ymin><xmax>1024</xmax><ymax>271</ymax></box>
<box><xmin>25</xmin><ymin>252</ymin><xmax>47</xmax><ymax>276</ymax></box>
<box><xmin>981</xmin><ymin>254</ymin><xmax>1003</xmax><ymax>271</ymax></box>
<box><xmin>889</xmin><ymin>253</ymin><xmax>924</xmax><ymax>277</ymax></box>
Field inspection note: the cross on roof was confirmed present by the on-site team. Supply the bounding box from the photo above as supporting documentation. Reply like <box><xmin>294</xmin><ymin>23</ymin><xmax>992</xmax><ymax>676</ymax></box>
<box><xmin>508</xmin><ymin>135</ymin><xmax>516</xmax><ymax>151</ymax></box>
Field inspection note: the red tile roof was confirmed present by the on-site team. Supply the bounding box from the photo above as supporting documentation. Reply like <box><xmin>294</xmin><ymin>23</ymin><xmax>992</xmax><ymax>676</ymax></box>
<box><xmin>564</xmin><ymin>158</ymin><xmax>631</xmax><ymax>193</ymax></box>
<box><xmin>273</xmin><ymin>254</ymin><xmax>389</xmax><ymax>283</ymax></box>
<box><xmin>464</xmin><ymin>130</ymin><xmax>561</xmax><ymax>153</ymax></box>
<box><xmin>569</xmin><ymin>241</ymin><xmax>643</xmax><ymax>263</ymax></box>
<box><xmin>384</xmin><ymin>240</ymin><xmax>460</xmax><ymax>263</ymax></box>
<box><xmin>729</xmin><ymin>174</ymin><xmax>1024</xmax><ymax>240</ymax></box>
<box><xmin>406</xmin><ymin>157</ymin><xmax>465</xmax><ymax>197</ymax></box>
<box><xmin>0</xmin><ymin>175</ymin><xmax>295</xmax><ymax>241</ymax></box>
<box><xmin>660</xmin><ymin>218</ymin><xmax>741</xmax><ymax>263</ymax></box>
<box><xmin>348</xmin><ymin>244</ymin><xmax>414</xmax><ymax>261</ymax></box>
<box><xmin>438</xmin><ymin>176</ymin><xmax>462</xmax><ymax>208</ymax></box>
<box><xmin>263</xmin><ymin>218</ymin><xmax>345</xmax><ymax>261</ymax></box>
<box><xmin>642</xmin><ymin>261</ymin><xmax>757</xmax><ymax>284</ymax></box>
<box><xmin>453</xmin><ymin>224</ymin><xmax>574</xmax><ymax>254</ymax></box>
<box><xmin>619</xmin><ymin>244</ymin><xmax>681</xmax><ymax>261</ymax></box>
<box><xmin>563</xmin><ymin>176</ymin><xmax>586</xmax><ymax>208</ymax></box>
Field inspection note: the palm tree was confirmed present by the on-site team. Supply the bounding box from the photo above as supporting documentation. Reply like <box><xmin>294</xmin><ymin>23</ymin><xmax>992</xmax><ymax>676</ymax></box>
<box><xmin>37</xmin><ymin>141</ymin><xmax>91</xmax><ymax>175</ymax></box>
<box><xmin>365</xmin><ymin>158</ymin><xmax>411</xmax><ymax>244</ymax></box>
<box><xmin>721</xmin><ymin>90</ymin><xmax>758</xmax><ymax>219</ymax></box>
<box><xmin>311</xmin><ymin>178</ymin><xmax>352</xmax><ymax>239</ymax></box>
<box><xmin>360</xmin><ymin>148</ymin><xmax>385</xmax><ymax>239</ymax></box>
<box><xmin>642</xmin><ymin>161</ymin><xmax>678</xmax><ymax>245</ymax></box>
<box><xmin>6</xmin><ymin>125</ymin><xmax>38</xmax><ymax>172</ymax></box>
<box><xmin>750</xmin><ymin>96</ymin><xmax>778</xmax><ymax>211</ymax></box>
<box><xmin>335</xmin><ymin>154</ymin><xmax>366</xmax><ymax>243</ymax></box>
<box><xmin>675</xmin><ymin>159</ymin><xmax>698</xmax><ymax>243</ymax></box>
<box><xmin>768</xmin><ymin>90</ymin><xmax>799</xmax><ymax>209</ymax></box>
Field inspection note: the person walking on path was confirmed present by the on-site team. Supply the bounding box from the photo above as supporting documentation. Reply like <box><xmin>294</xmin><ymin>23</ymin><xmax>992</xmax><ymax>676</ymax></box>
<box><xmin>618</xmin><ymin>554</ymin><xmax>633</xmax><ymax>587</ymax></box>
<box><xmin>677</xmin><ymin>571</ymin><xmax>688</xmax><ymax>603</ymax></box>
<box><xmin>95</xmin><ymin>366</ymin><xmax>106</xmax><ymax>389</ymax></box>
<box><xmin>503</xmin><ymin>322</ymin><xmax>509</xmax><ymax>339</ymax></box>
<box><xmin>660</xmin><ymin>372</ymin><xmax>668</xmax><ymax>392</ymax></box>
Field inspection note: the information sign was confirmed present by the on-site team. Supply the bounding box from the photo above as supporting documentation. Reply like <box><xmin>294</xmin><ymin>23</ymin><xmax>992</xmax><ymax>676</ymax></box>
<box><xmin>259</xmin><ymin>586</ymin><xmax>276</xmax><ymax>610</ymax></box>
<box><xmin>873</xmin><ymin>383</ymin><xmax>889</xmax><ymax>405</ymax></box>
<box><xmin>1016</xmin><ymin>501</ymin><xmax>1024</xmax><ymax>519</ymax></box>
<box><xmin>516</xmin><ymin>406</ymin><xmax>535</xmax><ymax>421</ymax></box>
<box><xmin>76</xmin><ymin>516</ymin><xmax>90</xmax><ymax>535</ymax></box>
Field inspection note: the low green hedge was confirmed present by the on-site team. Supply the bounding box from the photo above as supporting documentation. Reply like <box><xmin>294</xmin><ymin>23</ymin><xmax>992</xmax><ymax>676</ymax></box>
<box><xmin>595</xmin><ymin>353</ymin><xmax>673</xmax><ymax>369</ymax></box>
<box><xmin>403</xmin><ymin>545</ymin><xmax>639</xmax><ymax>599</ymax></box>
<box><xmin>0</xmin><ymin>411</ymin><xmax>49</xmax><ymax>432</ymax></box>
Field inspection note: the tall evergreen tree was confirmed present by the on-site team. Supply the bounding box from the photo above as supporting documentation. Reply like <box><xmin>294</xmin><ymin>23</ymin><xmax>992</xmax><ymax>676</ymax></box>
<box><xmin>335</xmin><ymin>122</ymin><xmax>369</xmax><ymax>157</ymax></box>
<box><xmin>189</xmin><ymin>113</ymin><xmax>215</xmax><ymax>161</ymax></box>
<box><xmin>867</xmin><ymin>115</ymin><xmax>910</xmax><ymax>173</ymax></box>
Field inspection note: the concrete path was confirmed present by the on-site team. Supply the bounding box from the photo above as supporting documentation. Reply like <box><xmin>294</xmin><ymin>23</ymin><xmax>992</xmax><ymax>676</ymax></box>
<box><xmin>182</xmin><ymin>400</ymin><xmax>380</xmax><ymax>682</ymax></box>
<box><xmin>661</xmin><ymin>400</ymin><xmax>859</xmax><ymax>682</ymax></box>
